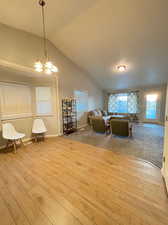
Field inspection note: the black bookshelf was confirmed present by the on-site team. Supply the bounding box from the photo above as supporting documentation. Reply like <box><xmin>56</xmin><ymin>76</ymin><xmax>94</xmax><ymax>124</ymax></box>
<box><xmin>62</xmin><ymin>98</ymin><xmax>77</xmax><ymax>135</ymax></box>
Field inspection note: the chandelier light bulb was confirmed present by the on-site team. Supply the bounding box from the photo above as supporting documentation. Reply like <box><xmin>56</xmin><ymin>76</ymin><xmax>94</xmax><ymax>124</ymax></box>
<box><xmin>35</xmin><ymin>67</ymin><xmax>43</xmax><ymax>72</ymax></box>
<box><xmin>34</xmin><ymin>61</ymin><xmax>43</xmax><ymax>68</ymax></box>
<box><xmin>45</xmin><ymin>68</ymin><xmax>52</xmax><ymax>75</ymax></box>
<box><xmin>34</xmin><ymin>61</ymin><xmax>43</xmax><ymax>72</ymax></box>
<box><xmin>45</xmin><ymin>61</ymin><xmax>53</xmax><ymax>69</ymax></box>
<box><xmin>51</xmin><ymin>65</ymin><xmax>58</xmax><ymax>72</ymax></box>
<box><xmin>117</xmin><ymin>65</ymin><xmax>127</xmax><ymax>72</ymax></box>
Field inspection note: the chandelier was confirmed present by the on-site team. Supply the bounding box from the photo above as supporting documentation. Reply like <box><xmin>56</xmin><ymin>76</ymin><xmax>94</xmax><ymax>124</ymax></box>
<box><xmin>34</xmin><ymin>0</ymin><xmax>58</xmax><ymax>74</ymax></box>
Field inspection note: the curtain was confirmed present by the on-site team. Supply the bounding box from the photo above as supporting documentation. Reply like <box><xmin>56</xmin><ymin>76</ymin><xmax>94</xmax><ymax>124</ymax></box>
<box><xmin>108</xmin><ymin>92</ymin><xmax>139</xmax><ymax>113</ymax></box>
<box><xmin>127</xmin><ymin>92</ymin><xmax>139</xmax><ymax>113</ymax></box>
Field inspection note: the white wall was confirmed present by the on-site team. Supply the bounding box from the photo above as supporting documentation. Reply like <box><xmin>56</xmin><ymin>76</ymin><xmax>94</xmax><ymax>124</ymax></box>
<box><xmin>0</xmin><ymin>23</ymin><xmax>103</xmax><ymax>146</ymax></box>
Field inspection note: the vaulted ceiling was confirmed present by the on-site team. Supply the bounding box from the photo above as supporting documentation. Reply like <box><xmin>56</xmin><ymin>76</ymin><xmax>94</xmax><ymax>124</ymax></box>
<box><xmin>0</xmin><ymin>0</ymin><xmax>168</xmax><ymax>90</ymax></box>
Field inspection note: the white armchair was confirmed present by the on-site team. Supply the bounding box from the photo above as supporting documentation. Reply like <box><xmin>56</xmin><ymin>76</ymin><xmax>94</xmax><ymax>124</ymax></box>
<box><xmin>32</xmin><ymin>119</ymin><xmax>47</xmax><ymax>142</ymax></box>
<box><xmin>2</xmin><ymin>123</ymin><xmax>25</xmax><ymax>153</ymax></box>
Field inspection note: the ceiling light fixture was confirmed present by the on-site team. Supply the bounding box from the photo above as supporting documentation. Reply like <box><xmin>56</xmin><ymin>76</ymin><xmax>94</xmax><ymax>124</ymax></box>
<box><xmin>34</xmin><ymin>0</ymin><xmax>58</xmax><ymax>74</ymax></box>
<box><xmin>117</xmin><ymin>65</ymin><xmax>127</xmax><ymax>72</ymax></box>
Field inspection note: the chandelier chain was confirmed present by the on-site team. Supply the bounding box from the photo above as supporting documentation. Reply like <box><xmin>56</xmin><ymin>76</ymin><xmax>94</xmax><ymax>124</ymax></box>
<box><xmin>40</xmin><ymin>0</ymin><xmax>48</xmax><ymax>60</ymax></box>
<box><xmin>34</xmin><ymin>0</ymin><xmax>58</xmax><ymax>74</ymax></box>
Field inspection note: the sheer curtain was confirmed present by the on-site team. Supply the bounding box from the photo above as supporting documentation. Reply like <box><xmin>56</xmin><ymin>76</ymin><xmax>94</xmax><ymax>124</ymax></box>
<box><xmin>108</xmin><ymin>92</ymin><xmax>139</xmax><ymax>113</ymax></box>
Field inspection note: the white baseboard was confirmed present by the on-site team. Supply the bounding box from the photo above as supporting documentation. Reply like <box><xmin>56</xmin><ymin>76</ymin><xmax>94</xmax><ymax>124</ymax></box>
<box><xmin>161</xmin><ymin>168</ymin><xmax>168</xmax><ymax>192</ymax></box>
<box><xmin>46</xmin><ymin>134</ymin><xmax>60</xmax><ymax>138</ymax></box>
<box><xmin>0</xmin><ymin>134</ymin><xmax>62</xmax><ymax>150</ymax></box>
<box><xmin>142</xmin><ymin>120</ymin><xmax>164</xmax><ymax>125</ymax></box>
<box><xmin>0</xmin><ymin>133</ymin><xmax>63</xmax><ymax>149</ymax></box>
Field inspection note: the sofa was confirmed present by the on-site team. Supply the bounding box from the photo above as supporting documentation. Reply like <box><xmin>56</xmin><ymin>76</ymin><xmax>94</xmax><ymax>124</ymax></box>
<box><xmin>110</xmin><ymin>119</ymin><xmax>132</xmax><ymax>137</ymax></box>
<box><xmin>88</xmin><ymin>109</ymin><xmax>111</xmax><ymax>126</ymax></box>
<box><xmin>91</xmin><ymin>117</ymin><xmax>110</xmax><ymax>134</ymax></box>
<box><xmin>88</xmin><ymin>109</ymin><xmax>133</xmax><ymax>137</ymax></box>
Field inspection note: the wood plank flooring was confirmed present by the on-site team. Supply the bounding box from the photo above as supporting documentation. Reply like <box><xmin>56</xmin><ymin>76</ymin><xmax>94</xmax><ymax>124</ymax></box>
<box><xmin>0</xmin><ymin>137</ymin><xmax>167</xmax><ymax>225</ymax></box>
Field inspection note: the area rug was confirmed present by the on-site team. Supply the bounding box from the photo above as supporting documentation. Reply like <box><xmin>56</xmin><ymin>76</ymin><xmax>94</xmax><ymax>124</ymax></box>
<box><xmin>65</xmin><ymin>123</ymin><xmax>164</xmax><ymax>168</ymax></box>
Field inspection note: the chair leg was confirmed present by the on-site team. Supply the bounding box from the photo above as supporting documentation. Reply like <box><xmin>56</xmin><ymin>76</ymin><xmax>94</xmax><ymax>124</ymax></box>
<box><xmin>129</xmin><ymin>125</ymin><xmax>133</xmax><ymax>137</ymax></box>
<box><xmin>6</xmin><ymin>140</ymin><xmax>9</xmax><ymax>150</ymax></box>
<box><xmin>20</xmin><ymin>138</ymin><xmax>24</xmax><ymax>146</ymax></box>
<box><xmin>35</xmin><ymin>134</ymin><xmax>38</xmax><ymax>143</ymax></box>
<box><xmin>13</xmin><ymin>140</ymin><xmax>17</xmax><ymax>154</ymax></box>
<box><xmin>110</xmin><ymin>127</ymin><xmax>113</xmax><ymax>137</ymax></box>
<box><xmin>129</xmin><ymin>128</ymin><xmax>133</xmax><ymax>137</ymax></box>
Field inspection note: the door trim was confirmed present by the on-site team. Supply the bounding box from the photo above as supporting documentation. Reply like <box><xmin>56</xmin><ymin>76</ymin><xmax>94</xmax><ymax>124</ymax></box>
<box><xmin>161</xmin><ymin>167</ymin><xmax>168</xmax><ymax>193</ymax></box>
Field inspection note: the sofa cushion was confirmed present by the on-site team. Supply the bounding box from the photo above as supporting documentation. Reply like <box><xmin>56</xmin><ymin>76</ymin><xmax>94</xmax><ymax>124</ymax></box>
<box><xmin>103</xmin><ymin>115</ymin><xmax>111</xmax><ymax>124</ymax></box>
<box><xmin>91</xmin><ymin>117</ymin><xmax>106</xmax><ymax>133</ymax></box>
<box><xmin>101</xmin><ymin>110</ymin><xmax>108</xmax><ymax>116</ymax></box>
<box><xmin>95</xmin><ymin>109</ymin><xmax>102</xmax><ymax>116</ymax></box>
<box><xmin>110</xmin><ymin>119</ymin><xmax>130</xmax><ymax>137</ymax></box>
<box><xmin>91</xmin><ymin>110</ymin><xmax>97</xmax><ymax>116</ymax></box>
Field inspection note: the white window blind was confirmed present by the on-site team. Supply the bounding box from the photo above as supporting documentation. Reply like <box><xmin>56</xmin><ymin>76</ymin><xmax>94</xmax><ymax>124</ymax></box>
<box><xmin>36</xmin><ymin>87</ymin><xmax>52</xmax><ymax>115</ymax></box>
<box><xmin>0</xmin><ymin>83</ymin><xmax>32</xmax><ymax>119</ymax></box>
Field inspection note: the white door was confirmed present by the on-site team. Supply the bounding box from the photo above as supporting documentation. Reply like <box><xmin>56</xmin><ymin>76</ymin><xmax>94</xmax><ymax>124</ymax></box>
<box><xmin>162</xmin><ymin>85</ymin><xmax>168</xmax><ymax>189</ymax></box>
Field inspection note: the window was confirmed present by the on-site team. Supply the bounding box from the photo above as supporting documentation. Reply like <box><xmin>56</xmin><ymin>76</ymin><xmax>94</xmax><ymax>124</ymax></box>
<box><xmin>74</xmin><ymin>90</ymin><xmax>88</xmax><ymax>112</ymax></box>
<box><xmin>74</xmin><ymin>90</ymin><xmax>88</xmax><ymax>127</ymax></box>
<box><xmin>108</xmin><ymin>92</ymin><xmax>138</xmax><ymax>113</ymax></box>
<box><xmin>0</xmin><ymin>83</ymin><xmax>32</xmax><ymax>119</ymax></box>
<box><xmin>36</xmin><ymin>87</ymin><xmax>52</xmax><ymax>115</ymax></box>
<box><xmin>145</xmin><ymin>94</ymin><xmax>158</xmax><ymax>120</ymax></box>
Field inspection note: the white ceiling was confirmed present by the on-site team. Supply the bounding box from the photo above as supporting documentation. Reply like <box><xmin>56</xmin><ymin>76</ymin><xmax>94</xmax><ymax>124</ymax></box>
<box><xmin>0</xmin><ymin>0</ymin><xmax>168</xmax><ymax>90</ymax></box>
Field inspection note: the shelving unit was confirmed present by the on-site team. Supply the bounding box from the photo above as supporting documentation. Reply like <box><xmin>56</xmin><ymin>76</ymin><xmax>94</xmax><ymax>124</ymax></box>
<box><xmin>62</xmin><ymin>98</ymin><xmax>77</xmax><ymax>135</ymax></box>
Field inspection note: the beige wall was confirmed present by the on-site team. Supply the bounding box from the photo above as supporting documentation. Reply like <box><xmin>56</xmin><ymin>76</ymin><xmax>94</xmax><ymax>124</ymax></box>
<box><xmin>0</xmin><ymin>23</ymin><xmax>103</xmax><ymax>147</ymax></box>
<box><xmin>104</xmin><ymin>85</ymin><xmax>167</xmax><ymax>124</ymax></box>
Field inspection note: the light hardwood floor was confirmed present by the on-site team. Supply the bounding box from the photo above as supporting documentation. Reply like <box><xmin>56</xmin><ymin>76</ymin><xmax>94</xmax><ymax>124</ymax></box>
<box><xmin>0</xmin><ymin>137</ymin><xmax>167</xmax><ymax>225</ymax></box>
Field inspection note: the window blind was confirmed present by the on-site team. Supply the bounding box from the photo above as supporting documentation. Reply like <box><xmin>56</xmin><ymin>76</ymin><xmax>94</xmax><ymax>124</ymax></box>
<box><xmin>0</xmin><ymin>83</ymin><xmax>32</xmax><ymax>119</ymax></box>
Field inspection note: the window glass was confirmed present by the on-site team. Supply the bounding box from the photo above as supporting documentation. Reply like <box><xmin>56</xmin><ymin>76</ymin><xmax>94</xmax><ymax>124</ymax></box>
<box><xmin>116</xmin><ymin>94</ymin><xmax>128</xmax><ymax>113</ymax></box>
<box><xmin>146</xmin><ymin>94</ymin><xmax>158</xmax><ymax>120</ymax></box>
<box><xmin>36</xmin><ymin>87</ymin><xmax>52</xmax><ymax>115</ymax></box>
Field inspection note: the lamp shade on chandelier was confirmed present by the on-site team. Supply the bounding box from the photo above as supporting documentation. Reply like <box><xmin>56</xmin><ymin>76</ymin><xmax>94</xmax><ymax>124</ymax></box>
<box><xmin>34</xmin><ymin>0</ymin><xmax>58</xmax><ymax>74</ymax></box>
